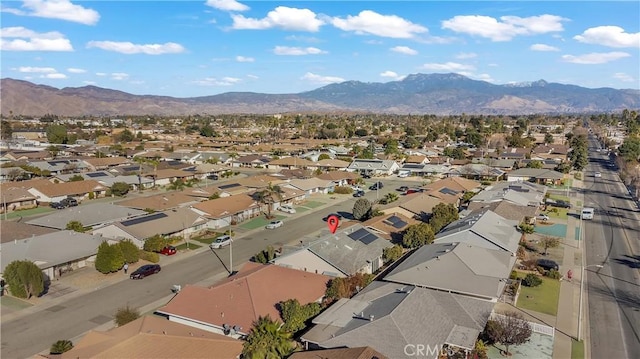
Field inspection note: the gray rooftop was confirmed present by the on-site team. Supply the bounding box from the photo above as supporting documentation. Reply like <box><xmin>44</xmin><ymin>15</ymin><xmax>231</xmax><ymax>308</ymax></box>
<box><xmin>436</xmin><ymin>209</ymin><xmax>521</xmax><ymax>253</ymax></box>
<box><xmin>471</xmin><ymin>181</ymin><xmax>546</xmax><ymax>206</ymax></box>
<box><xmin>303</xmin><ymin>281</ymin><xmax>494</xmax><ymax>359</ymax></box>
<box><xmin>1</xmin><ymin>230</ymin><xmax>105</xmax><ymax>272</ymax></box>
<box><xmin>383</xmin><ymin>242</ymin><xmax>515</xmax><ymax>300</ymax></box>
<box><xmin>507</xmin><ymin>168</ymin><xmax>564</xmax><ymax>180</ymax></box>
<box><xmin>26</xmin><ymin>203</ymin><xmax>147</xmax><ymax>230</ymax></box>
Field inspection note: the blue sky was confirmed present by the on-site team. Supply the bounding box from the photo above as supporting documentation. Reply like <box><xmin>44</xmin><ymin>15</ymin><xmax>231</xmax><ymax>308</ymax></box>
<box><xmin>1</xmin><ymin>1</ymin><xmax>639</xmax><ymax>98</ymax></box>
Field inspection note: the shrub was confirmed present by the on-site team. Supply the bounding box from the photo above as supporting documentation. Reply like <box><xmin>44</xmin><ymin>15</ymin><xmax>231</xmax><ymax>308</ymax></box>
<box><xmin>95</xmin><ymin>241</ymin><xmax>124</xmax><ymax>274</ymax></box>
<box><xmin>522</xmin><ymin>273</ymin><xmax>543</xmax><ymax>287</ymax></box>
<box><xmin>509</xmin><ymin>270</ymin><xmax>519</xmax><ymax>280</ymax></box>
<box><xmin>50</xmin><ymin>340</ymin><xmax>73</xmax><ymax>354</ymax></box>
<box><xmin>88</xmin><ymin>191</ymin><xmax>95</xmax><ymax>200</ymax></box>
<box><xmin>114</xmin><ymin>305</ymin><xmax>140</xmax><ymax>327</ymax></box>
<box><xmin>545</xmin><ymin>269</ymin><xmax>561</xmax><ymax>280</ymax></box>
<box><xmin>518</xmin><ymin>223</ymin><xmax>534</xmax><ymax>234</ymax></box>
<box><xmin>117</xmin><ymin>239</ymin><xmax>140</xmax><ymax>264</ymax></box>
<box><xmin>3</xmin><ymin>260</ymin><xmax>45</xmax><ymax>299</ymax></box>
<box><xmin>139</xmin><ymin>250</ymin><xmax>160</xmax><ymax>263</ymax></box>
<box><xmin>383</xmin><ymin>245</ymin><xmax>403</xmax><ymax>263</ymax></box>
<box><xmin>333</xmin><ymin>186</ymin><xmax>353</xmax><ymax>194</ymax></box>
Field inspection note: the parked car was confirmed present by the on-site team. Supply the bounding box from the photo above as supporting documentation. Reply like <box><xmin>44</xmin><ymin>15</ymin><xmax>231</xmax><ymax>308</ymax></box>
<box><xmin>536</xmin><ymin>214</ymin><xmax>550</xmax><ymax>221</ymax></box>
<box><xmin>50</xmin><ymin>202</ymin><xmax>66</xmax><ymax>209</ymax></box>
<box><xmin>405</xmin><ymin>188</ymin><xmax>422</xmax><ymax>195</ymax></box>
<box><xmin>397</xmin><ymin>186</ymin><xmax>409</xmax><ymax>192</ymax></box>
<box><xmin>353</xmin><ymin>190</ymin><xmax>365</xmax><ymax>197</ymax></box>
<box><xmin>536</xmin><ymin>259</ymin><xmax>559</xmax><ymax>271</ymax></box>
<box><xmin>209</xmin><ymin>235</ymin><xmax>232</xmax><ymax>249</ymax></box>
<box><xmin>158</xmin><ymin>246</ymin><xmax>177</xmax><ymax>256</ymax></box>
<box><xmin>369</xmin><ymin>182</ymin><xmax>384</xmax><ymax>190</ymax></box>
<box><xmin>130</xmin><ymin>264</ymin><xmax>161</xmax><ymax>279</ymax></box>
<box><xmin>61</xmin><ymin>197</ymin><xmax>78</xmax><ymax>207</ymax></box>
<box><xmin>594</xmin><ymin>171</ymin><xmax>602</xmax><ymax>178</ymax></box>
<box><xmin>362</xmin><ymin>174</ymin><xmax>372</xmax><ymax>179</ymax></box>
<box><xmin>278</xmin><ymin>205</ymin><xmax>296</xmax><ymax>214</ymax></box>
<box><xmin>266</xmin><ymin>220</ymin><xmax>284</xmax><ymax>229</ymax></box>
<box><xmin>554</xmin><ymin>200</ymin><xmax>572</xmax><ymax>209</ymax></box>
<box><xmin>398</xmin><ymin>172</ymin><xmax>409</xmax><ymax>178</ymax></box>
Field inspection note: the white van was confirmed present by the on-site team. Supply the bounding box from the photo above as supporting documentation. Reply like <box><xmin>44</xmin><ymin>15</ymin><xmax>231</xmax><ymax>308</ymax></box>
<box><xmin>581</xmin><ymin>207</ymin><xmax>595</xmax><ymax>220</ymax></box>
<box><xmin>278</xmin><ymin>204</ymin><xmax>296</xmax><ymax>214</ymax></box>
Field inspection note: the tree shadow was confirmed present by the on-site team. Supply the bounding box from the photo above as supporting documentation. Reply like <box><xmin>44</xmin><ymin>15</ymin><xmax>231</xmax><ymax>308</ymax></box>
<box><xmin>612</xmin><ymin>255</ymin><xmax>640</xmax><ymax>269</ymax></box>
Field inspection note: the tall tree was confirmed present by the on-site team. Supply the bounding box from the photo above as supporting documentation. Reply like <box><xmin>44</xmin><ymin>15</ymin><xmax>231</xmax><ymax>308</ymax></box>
<box><xmin>402</xmin><ymin>223</ymin><xmax>435</xmax><ymax>248</ymax></box>
<box><xmin>540</xmin><ymin>235</ymin><xmax>560</xmax><ymax>255</ymax></box>
<box><xmin>242</xmin><ymin>315</ymin><xmax>294</xmax><ymax>359</ymax></box>
<box><xmin>256</xmin><ymin>182</ymin><xmax>284</xmax><ymax>219</ymax></box>
<box><xmin>352</xmin><ymin>198</ymin><xmax>372</xmax><ymax>220</ymax></box>
<box><xmin>487</xmin><ymin>312</ymin><xmax>532</xmax><ymax>356</ymax></box>
<box><xmin>45</xmin><ymin>125</ymin><xmax>68</xmax><ymax>144</ymax></box>
<box><xmin>3</xmin><ymin>260</ymin><xmax>45</xmax><ymax>299</ymax></box>
<box><xmin>65</xmin><ymin>221</ymin><xmax>86</xmax><ymax>233</ymax></box>
<box><xmin>429</xmin><ymin>203</ymin><xmax>459</xmax><ymax>232</ymax></box>
<box><xmin>1</xmin><ymin>120</ymin><xmax>13</xmax><ymax>140</ymax></box>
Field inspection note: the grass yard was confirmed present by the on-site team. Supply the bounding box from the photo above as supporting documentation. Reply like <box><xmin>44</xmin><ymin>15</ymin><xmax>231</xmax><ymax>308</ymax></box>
<box><xmin>548</xmin><ymin>194</ymin><xmax>570</xmax><ymax>203</ymax></box>
<box><xmin>239</xmin><ymin>214</ymin><xmax>286</xmax><ymax>230</ymax></box>
<box><xmin>175</xmin><ymin>242</ymin><xmax>201</xmax><ymax>250</ymax></box>
<box><xmin>516</xmin><ymin>272</ymin><xmax>561</xmax><ymax>316</ymax></box>
<box><xmin>572</xmin><ymin>339</ymin><xmax>585</xmax><ymax>359</ymax></box>
<box><xmin>301</xmin><ymin>200</ymin><xmax>324</xmax><ymax>209</ymax></box>
<box><xmin>544</xmin><ymin>207</ymin><xmax>569</xmax><ymax>220</ymax></box>
<box><xmin>5</xmin><ymin>206</ymin><xmax>54</xmax><ymax>219</ymax></box>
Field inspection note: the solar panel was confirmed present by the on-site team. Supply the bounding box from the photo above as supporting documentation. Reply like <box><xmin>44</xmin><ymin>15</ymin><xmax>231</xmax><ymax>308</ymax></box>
<box><xmin>219</xmin><ymin>183</ymin><xmax>241</xmax><ymax>190</ymax></box>
<box><xmin>86</xmin><ymin>172</ymin><xmax>109</xmax><ymax>178</ymax></box>
<box><xmin>403</xmin><ymin>164</ymin><xmax>424</xmax><ymax>169</ymax></box>
<box><xmin>121</xmin><ymin>166</ymin><xmax>140</xmax><ymax>172</ymax></box>
<box><xmin>360</xmin><ymin>233</ymin><xmax>378</xmax><ymax>245</ymax></box>
<box><xmin>121</xmin><ymin>212</ymin><xmax>167</xmax><ymax>226</ymax></box>
<box><xmin>348</xmin><ymin>228</ymin><xmax>369</xmax><ymax>241</ymax></box>
<box><xmin>439</xmin><ymin>187</ymin><xmax>459</xmax><ymax>195</ymax></box>
<box><xmin>47</xmin><ymin>160</ymin><xmax>70</xmax><ymax>165</ymax></box>
<box><xmin>386</xmin><ymin>215</ymin><xmax>408</xmax><ymax>229</ymax></box>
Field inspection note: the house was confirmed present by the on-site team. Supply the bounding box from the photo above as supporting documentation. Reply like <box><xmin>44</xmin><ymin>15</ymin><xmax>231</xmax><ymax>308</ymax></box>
<box><xmin>25</xmin><ymin>203</ymin><xmax>147</xmax><ymax>230</ymax></box>
<box><xmin>271</xmin><ymin>224</ymin><xmax>394</xmax><ymax>277</ymax></box>
<box><xmin>507</xmin><ymin>168</ymin><xmax>565</xmax><ymax>185</ymax></box>
<box><xmin>82</xmin><ymin>156</ymin><xmax>131</xmax><ymax>171</ymax></box>
<box><xmin>27</xmin><ymin>180</ymin><xmax>108</xmax><ymax>203</ymax></box>
<box><xmin>26</xmin><ymin>159</ymin><xmax>87</xmax><ymax>175</ymax></box>
<box><xmin>384</xmin><ymin>240</ymin><xmax>516</xmax><ymax>301</ymax></box>
<box><xmin>466</xmin><ymin>200</ymin><xmax>539</xmax><ymax>222</ymax></box>
<box><xmin>0</xmin><ymin>221</ymin><xmax>57</xmax><ymax>244</ymax></box>
<box><xmin>392</xmin><ymin>193</ymin><xmax>444</xmax><ymax>221</ymax></box>
<box><xmin>289</xmin><ymin>347</ymin><xmax>388</xmax><ymax>359</ymax></box>
<box><xmin>117</xmin><ymin>192</ymin><xmax>200</xmax><ymax>211</ymax></box>
<box><xmin>191</xmin><ymin>194</ymin><xmax>261</xmax><ymax>229</ymax></box>
<box><xmin>316</xmin><ymin>171</ymin><xmax>360</xmax><ymax>187</ymax></box>
<box><xmin>91</xmin><ymin>207</ymin><xmax>208</xmax><ymax>248</ymax></box>
<box><xmin>285</xmin><ymin>178</ymin><xmax>335</xmax><ymax>196</ymax></box>
<box><xmin>471</xmin><ymin>158</ymin><xmax>517</xmax><ymax>171</ymax></box>
<box><xmin>404</xmin><ymin>155</ymin><xmax>429</xmax><ymax>165</ymax></box>
<box><xmin>155</xmin><ymin>262</ymin><xmax>330</xmax><ymax>338</ymax></box>
<box><xmin>447</xmin><ymin>163</ymin><xmax>505</xmax><ymax>181</ymax></box>
<box><xmin>434</xmin><ymin>209</ymin><xmax>521</xmax><ymax>254</ymax></box>
<box><xmin>0</xmin><ymin>230</ymin><xmax>105</xmax><ymax>281</ymax></box>
<box><xmin>519</xmin><ymin>159</ymin><xmax>561</xmax><ymax>170</ymax></box>
<box><xmin>231</xmin><ymin>154</ymin><xmax>271</xmax><ymax>168</ymax></box>
<box><xmin>316</xmin><ymin>158</ymin><xmax>351</xmax><ymax>171</ymax></box>
<box><xmin>347</xmin><ymin>159</ymin><xmax>400</xmax><ymax>176</ymax></box>
<box><xmin>423</xmin><ymin>177</ymin><xmax>481</xmax><ymax>194</ymax></box>
<box><xmin>0</xmin><ymin>184</ymin><xmax>38</xmax><ymax>213</ymax></box>
<box><xmin>237</xmin><ymin>175</ymin><xmax>286</xmax><ymax>190</ymax></box>
<box><xmin>0</xmin><ymin>166</ymin><xmax>33</xmax><ymax>182</ymax></box>
<box><xmin>144</xmin><ymin>168</ymin><xmax>197</xmax><ymax>186</ymax></box>
<box><xmin>499</xmin><ymin>147</ymin><xmax>531</xmax><ymax>160</ymax></box>
<box><xmin>266</xmin><ymin>157</ymin><xmax>316</xmax><ymax>170</ymax></box>
<box><xmin>471</xmin><ymin>181</ymin><xmax>546</xmax><ymax>207</ymax></box>
<box><xmin>270</xmin><ymin>168</ymin><xmax>315</xmax><ymax>180</ymax></box>
<box><xmin>361</xmin><ymin>213</ymin><xmax>418</xmax><ymax>241</ymax></box>
<box><xmin>301</xmin><ymin>281</ymin><xmax>494</xmax><ymax>359</ymax></box>
<box><xmin>57</xmin><ymin>315</ymin><xmax>243</xmax><ymax>359</ymax></box>
<box><xmin>53</xmin><ymin>170</ymin><xmax>115</xmax><ymax>183</ymax></box>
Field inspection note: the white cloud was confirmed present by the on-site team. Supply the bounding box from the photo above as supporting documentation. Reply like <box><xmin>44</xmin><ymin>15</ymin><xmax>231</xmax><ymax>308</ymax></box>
<box><xmin>530</xmin><ymin>43</ymin><xmax>560</xmax><ymax>51</ymax></box>
<box><xmin>474</xmin><ymin>73</ymin><xmax>494</xmax><ymax>82</ymax></box>
<box><xmin>613</xmin><ymin>72</ymin><xmax>635</xmax><ymax>82</ymax></box>
<box><xmin>111</xmin><ymin>72</ymin><xmax>129</xmax><ymax>80</ymax></box>
<box><xmin>231</xmin><ymin>6</ymin><xmax>324</xmax><ymax>32</ymax></box>
<box><xmin>380</xmin><ymin>71</ymin><xmax>405</xmax><ymax>80</ymax></box>
<box><xmin>44</xmin><ymin>73</ymin><xmax>66</xmax><ymax>79</ymax></box>
<box><xmin>193</xmin><ymin>77</ymin><xmax>242</xmax><ymax>86</ymax></box>
<box><xmin>17</xmin><ymin>66</ymin><xmax>56</xmax><ymax>73</ymax></box>
<box><xmin>236</xmin><ymin>55</ymin><xmax>254</xmax><ymax>62</ymax></box>
<box><xmin>4</xmin><ymin>0</ymin><xmax>100</xmax><ymax>25</ymax></box>
<box><xmin>331</xmin><ymin>10</ymin><xmax>428</xmax><ymax>38</ymax></box>
<box><xmin>420</xmin><ymin>62</ymin><xmax>475</xmax><ymax>71</ymax></box>
<box><xmin>285</xmin><ymin>35</ymin><xmax>322</xmax><ymax>43</ymax></box>
<box><xmin>390</xmin><ymin>46</ymin><xmax>417</xmax><ymax>55</ymax></box>
<box><xmin>561</xmin><ymin>51</ymin><xmax>630</xmax><ymax>64</ymax></box>
<box><xmin>95</xmin><ymin>72</ymin><xmax>106</xmax><ymax>76</ymax></box>
<box><xmin>205</xmin><ymin>0</ymin><xmax>249</xmax><ymax>12</ymax></box>
<box><xmin>67</xmin><ymin>67</ymin><xmax>86</xmax><ymax>73</ymax></box>
<box><xmin>86</xmin><ymin>41</ymin><xmax>185</xmax><ymax>55</ymax></box>
<box><xmin>455</xmin><ymin>52</ymin><xmax>477</xmax><ymax>59</ymax></box>
<box><xmin>574</xmin><ymin>26</ymin><xmax>640</xmax><ymax>48</ymax></box>
<box><xmin>301</xmin><ymin>72</ymin><xmax>345</xmax><ymax>84</ymax></box>
<box><xmin>0</xmin><ymin>26</ymin><xmax>73</xmax><ymax>51</ymax></box>
<box><xmin>273</xmin><ymin>46</ymin><xmax>326</xmax><ymax>56</ymax></box>
<box><xmin>82</xmin><ymin>80</ymin><xmax>96</xmax><ymax>85</ymax></box>
<box><xmin>246</xmin><ymin>74</ymin><xmax>259</xmax><ymax>79</ymax></box>
<box><xmin>442</xmin><ymin>14</ymin><xmax>567</xmax><ymax>41</ymax></box>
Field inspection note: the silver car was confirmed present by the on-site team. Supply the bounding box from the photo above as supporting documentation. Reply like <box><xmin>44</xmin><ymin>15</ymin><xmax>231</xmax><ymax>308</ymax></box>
<box><xmin>266</xmin><ymin>220</ymin><xmax>283</xmax><ymax>229</ymax></box>
<box><xmin>209</xmin><ymin>235</ymin><xmax>232</xmax><ymax>249</ymax></box>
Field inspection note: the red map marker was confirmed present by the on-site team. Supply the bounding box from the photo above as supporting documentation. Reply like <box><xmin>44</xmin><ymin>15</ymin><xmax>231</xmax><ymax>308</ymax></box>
<box><xmin>327</xmin><ymin>215</ymin><xmax>340</xmax><ymax>234</ymax></box>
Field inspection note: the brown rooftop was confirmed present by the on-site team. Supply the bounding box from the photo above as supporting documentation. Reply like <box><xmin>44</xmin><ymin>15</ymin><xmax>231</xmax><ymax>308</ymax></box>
<box><xmin>192</xmin><ymin>194</ymin><xmax>259</xmax><ymax>218</ymax></box>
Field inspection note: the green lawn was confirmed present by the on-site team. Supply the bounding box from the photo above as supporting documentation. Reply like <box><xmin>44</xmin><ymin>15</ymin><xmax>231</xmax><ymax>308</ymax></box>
<box><xmin>572</xmin><ymin>339</ymin><xmax>585</xmax><ymax>359</ymax></box>
<box><xmin>175</xmin><ymin>242</ymin><xmax>201</xmax><ymax>250</ymax></box>
<box><xmin>4</xmin><ymin>206</ymin><xmax>54</xmax><ymax>219</ymax></box>
<box><xmin>301</xmin><ymin>201</ymin><xmax>324</xmax><ymax>209</ymax></box>
<box><xmin>516</xmin><ymin>273</ymin><xmax>561</xmax><ymax>316</ymax></box>
<box><xmin>544</xmin><ymin>208</ymin><xmax>569</xmax><ymax>220</ymax></box>
<box><xmin>239</xmin><ymin>214</ymin><xmax>286</xmax><ymax>230</ymax></box>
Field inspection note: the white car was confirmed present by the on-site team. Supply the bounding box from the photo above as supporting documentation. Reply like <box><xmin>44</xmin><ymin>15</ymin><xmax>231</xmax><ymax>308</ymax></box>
<box><xmin>537</xmin><ymin>214</ymin><xmax>550</xmax><ymax>221</ymax></box>
<box><xmin>594</xmin><ymin>171</ymin><xmax>602</xmax><ymax>178</ymax></box>
<box><xmin>266</xmin><ymin>220</ymin><xmax>283</xmax><ymax>229</ymax></box>
<box><xmin>209</xmin><ymin>235</ymin><xmax>232</xmax><ymax>249</ymax></box>
<box><xmin>278</xmin><ymin>205</ymin><xmax>296</xmax><ymax>214</ymax></box>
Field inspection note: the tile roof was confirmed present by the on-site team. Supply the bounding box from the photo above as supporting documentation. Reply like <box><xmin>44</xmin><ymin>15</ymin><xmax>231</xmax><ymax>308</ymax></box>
<box><xmin>156</xmin><ymin>262</ymin><xmax>330</xmax><ymax>335</ymax></box>
<box><xmin>192</xmin><ymin>194</ymin><xmax>259</xmax><ymax>218</ymax></box>
<box><xmin>60</xmin><ymin>315</ymin><xmax>243</xmax><ymax>359</ymax></box>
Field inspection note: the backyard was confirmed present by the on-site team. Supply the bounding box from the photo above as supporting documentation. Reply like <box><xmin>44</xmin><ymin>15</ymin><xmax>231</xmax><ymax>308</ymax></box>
<box><xmin>516</xmin><ymin>271</ymin><xmax>561</xmax><ymax>316</ymax></box>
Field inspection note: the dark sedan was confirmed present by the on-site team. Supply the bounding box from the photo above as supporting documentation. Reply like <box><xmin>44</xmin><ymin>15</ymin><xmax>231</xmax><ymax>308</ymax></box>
<box><xmin>130</xmin><ymin>264</ymin><xmax>161</xmax><ymax>279</ymax></box>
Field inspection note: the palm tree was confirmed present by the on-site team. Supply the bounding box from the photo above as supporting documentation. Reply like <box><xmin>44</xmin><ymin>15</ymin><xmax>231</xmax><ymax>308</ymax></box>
<box><xmin>256</xmin><ymin>182</ymin><xmax>284</xmax><ymax>219</ymax></box>
<box><xmin>50</xmin><ymin>339</ymin><xmax>74</xmax><ymax>354</ymax></box>
<box><xmin>242</xmin><ymin>315</ymin><xmax>294</xmax><ymax>359</ymax></box>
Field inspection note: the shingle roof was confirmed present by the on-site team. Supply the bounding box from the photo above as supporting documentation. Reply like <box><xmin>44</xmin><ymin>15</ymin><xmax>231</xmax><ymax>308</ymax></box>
<box><xmin>268</xmin><ymin>157</ymin><xmax>315</xmax><ymax>167</ymax></box>
<box><xmin>316</xmin><ymin>159</ymin><xmax>351</xmax><ymax>168</ymax></box>
<box><xmin>111</xmin><ymin>207</ymin><xmax>206</xmax><ymax>240</ymax></box>
<box><xmin>30</xmin><ymin>180</ymin><xmax>108</xmax><ymax>198</ymax></box>
<box><xmin>117</xmin><ymin>191</ymin><xmax>200</xmax><ymax>211</ymax></box>
<box><xmin>156</xmin><ymin>262</ymin><xmax>330</xmax><ymax>335</ymax></box>
<box><xmin>507</xmin><ymin>168</ymin><xmax>564</xmax><ymax>180</ymax></box>
<box><xmin>60</xmin><ymin>315</ymin><xmax>243</xmax><ymax>359</ymax></box>
<box><xmin>192</xmin><ymin>194</ymin><xmax>259</xmax><ymax>218</ymax></box>
<box><xmin>289</xmin><ymin>346</ymin><xmax>389</xmax><ymax>359</ymax></box>
<box><xmin>0</xmin><ymin>221</ymin><xmax>57</xmax><ymax>243</ymax></box>
<box><xmin>423</xmin><ymin>177</ymin><xmax>481</xmax><ymax>192</ymax></box>
<box><xmin>466</xmin><ymin>201</ymin><xmax>538</xmax><ymax>222</ymax></box>
<box><xmin>25</xmin><ymin>203</ymin><xmax>147</xmax><ymax>230</ymax></box>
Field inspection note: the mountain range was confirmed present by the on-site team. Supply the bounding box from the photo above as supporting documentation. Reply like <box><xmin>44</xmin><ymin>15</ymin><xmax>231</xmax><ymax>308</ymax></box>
<box><xmin>1</xmin><ymin>73</ymin><xmax>638</xmax><ymax>117</ymax></box>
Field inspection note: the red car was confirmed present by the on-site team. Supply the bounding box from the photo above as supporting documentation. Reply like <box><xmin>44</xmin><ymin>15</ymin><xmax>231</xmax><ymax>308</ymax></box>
<box><xmin>158</xmin><ymin>246</ymin><xmax>177</xmax><ymax>255</ymax></box>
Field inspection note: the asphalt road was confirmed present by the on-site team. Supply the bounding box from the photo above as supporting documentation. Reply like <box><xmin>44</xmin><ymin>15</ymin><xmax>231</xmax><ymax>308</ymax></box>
<box><xmin>583</xmin><ymin>136</ymin><xmax>640</xmax><ymax>359</ymax></box>
<box><xmin>0</xmin><ymin>177</ymin><xmax>411</xmax><ymax>358</ymax></box>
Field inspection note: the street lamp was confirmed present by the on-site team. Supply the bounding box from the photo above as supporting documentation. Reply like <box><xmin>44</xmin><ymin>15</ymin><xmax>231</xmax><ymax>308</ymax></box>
<box><xmin>578</xmin><ymin>263</ymin><xmax>603</xmax><ymax>341</ymax></box>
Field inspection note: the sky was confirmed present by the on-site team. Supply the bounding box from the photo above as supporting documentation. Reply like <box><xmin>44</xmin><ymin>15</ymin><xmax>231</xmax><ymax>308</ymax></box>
<box><xmin>1</xmin><ymin>0</ymin><xmax>639</xmax><ymax>98</ymax></box>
